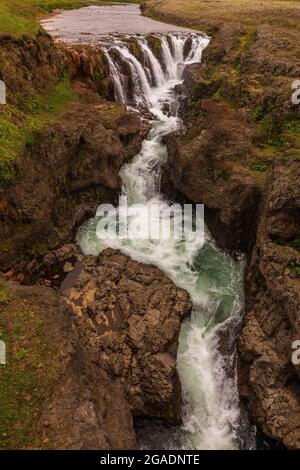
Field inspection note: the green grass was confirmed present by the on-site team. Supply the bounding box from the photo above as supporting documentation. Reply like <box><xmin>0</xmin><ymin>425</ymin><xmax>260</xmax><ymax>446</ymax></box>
<box><xmin>0</xmin><ymin>291</ymin><xmax>63</xmax><ymax>449</ymax></box>
<box><xmin>0</xmin><ymin>283</ymin><xmax>10</xmax><ymax>305</ymax></box>
<box><xmin>254</xmin><ymin>162</ymin><xmax>269</xmax><ymax>172</ymax></box>
<box><xmin>0</xmin><ymin>73</ymin><xmax>77</xmax><ymax>188</ymax></box>
<box><xmin>0</xmin><ymin>0</ymin><xmax>142</xmax><ymax>37</ymax></box>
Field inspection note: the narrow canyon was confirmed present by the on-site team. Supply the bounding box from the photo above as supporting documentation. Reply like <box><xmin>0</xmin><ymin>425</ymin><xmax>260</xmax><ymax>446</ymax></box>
<box><xmin>0</xmin><ymin>2</ymin><xmax>299</xmax><ymax>451</ymax></box>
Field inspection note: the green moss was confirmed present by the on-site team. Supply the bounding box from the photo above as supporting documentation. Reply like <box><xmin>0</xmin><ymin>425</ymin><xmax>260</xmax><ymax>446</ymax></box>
<box><xmin>232</xmin><ymin>63</ymin><xmax>241</xmax><ymax>74</ymax></box>
<box><xmin>14</xmin><ymin>347</ymin><xmax>27</xmax><ymax>362</ymax></box>
<box><xmin>0</xmin><ymin>295</ymin><xmax>63</xmax><ymax>449</ymax></box>
<box><xmin>293</xmin><ymin>238</ymin><xmax>300</xmax><ymax>249</ymax></box>
<box><xmin>289</xmin><ymin>260</ymin><xmax>300</xmax><ymax>278</ymax></box>
<box><xmin>0</xmin><ymin>73</ymin><xmax>77</xmax><ymax>189</ymax></box>
<box><xmin>148</xmin><ymin>34</ymin><xmax>163</xmax><ymax>57</ymax></box>
<box><xmin>283</xmin><ymin>119</ymin><xmax>300</xmax><ymax>150</ymax></box>
<box><xmin>0</xmin><ymin>283</ymin><xmax>10</xmax><ymax>305</ymax></box>
<box><xmin>128</xmin><ymin>39</ymin><xmax>143</xmax><ymax>61</ymax></box>
<box><xmin>213</xmin><ymin>89</ymin><xmax>235</xmax><ymax>109</ymax></box>
<box><xmin>252</xmin><ymin>105</ymin><xmax>267</xmax><ymax>122</ymax></box>
<box><xmin>235</xmin><ymin>29</ymin><xmax>256</xmax><ymax>52</ymax></box>
<box><xmin>256</xmin><ymin>112</ymin><xmax>287</xmax><ymax>149</ymax></box>
<box><xmin>254</xmin><ymin>162</ymin><xmax>269</xmax><ymax>172</ymax></box>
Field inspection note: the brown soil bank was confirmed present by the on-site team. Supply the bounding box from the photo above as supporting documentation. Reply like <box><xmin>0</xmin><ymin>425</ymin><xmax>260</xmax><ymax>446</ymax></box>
<box><xmin>0</xmin><ymin>21</ymin><xmax>190</xmax><ymax>450</ymax></box>
<box><xmin>0</xmin><ymin>248</ymin><xmax>191</xmax><ymax>449</ymax></box>
<box><xmin>148</xmin><ymin>0</ymin><xmax>300</xmax><ymax>448</ymax></box>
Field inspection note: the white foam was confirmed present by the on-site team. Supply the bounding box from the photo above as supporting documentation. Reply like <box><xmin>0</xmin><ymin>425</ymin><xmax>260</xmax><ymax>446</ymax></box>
<box><xmin>77</xmin><ymin>32</ymin><xmax>250</xmax><ymax>450</ymax></box>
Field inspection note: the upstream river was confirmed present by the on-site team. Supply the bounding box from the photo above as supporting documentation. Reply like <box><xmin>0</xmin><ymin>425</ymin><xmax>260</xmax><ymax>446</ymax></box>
<box><xmin>42</xmin><ymin>4</ymin><xmax>255</xmax><ymax>450</ymax></box>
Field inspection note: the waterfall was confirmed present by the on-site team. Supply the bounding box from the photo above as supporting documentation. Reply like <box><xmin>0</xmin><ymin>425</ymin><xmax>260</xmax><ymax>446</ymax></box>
<box><xmin>77</xmin><ymin>31</ymin><xmax>255</xmax><ymax>450</ymax></box>
<box><xmin>105</xmin><ymin>48</ymin><xmax>127</xmax><ymax>103</ymax></box>
<box><xmin>160</xmin><ymin>35</ymin><xmax>178</xmax><ymax>80</ymax></box>
<box><xmin>170</xmin><ymin>34</ymin><xmax>185</xmax><ymax>64</ymax></box>
<box><xmin>102</xmin><ymin>33</ymin><xmax>210</xmax><ymax>106</ymax></box>
<box><xmin>139</xmin><ymin>40</ymin><xmax>165</xmax><ymax>87</ymax></box>
<box><xmin>112</xmin><ymin>44</ymin><xmax>152</xmax><ymax>107</ymax></box>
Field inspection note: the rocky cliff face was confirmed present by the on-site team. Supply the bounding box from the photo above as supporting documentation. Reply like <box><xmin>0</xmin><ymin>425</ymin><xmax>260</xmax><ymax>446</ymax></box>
<box><xmin>1</xmin><ymin>4</ymin><xmax>299</xmax><ymax>450</ymax></box>
<box><xmin>238</xmin><ymin>163</ymin><xmax>300</xmax><ymax>449</ymax></box>
<box><xmin>165</xmin><ymin>93</ymin><xmax>260</xmax><ymax>253</ymax></box>
<box><xmin>63</xmin><ymin>248</ymin><xmax>192</xmax><ymax>424</ymax></box>
<box><xmin>0</xmin><ymin>248</ymin><xmax>191</xmax><ymax>449</ymax></box>
<box><xmin>161</xmin><ymin>22</ymin><xmax>300</xmax><ymax>448</ymax></box>
<box><xmin>0</xmin><ymin>32</ymin><xmax>147</xmax><ymax>272</ymax></box>
<box><xmin>0</xmin><ymin>94</ymin><xmax>147</xmax><ymax>271</ymax></box>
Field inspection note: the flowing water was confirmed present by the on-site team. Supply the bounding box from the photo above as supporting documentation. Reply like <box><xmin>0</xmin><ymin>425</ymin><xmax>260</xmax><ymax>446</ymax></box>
<box><xmin>43</xmin><ymin>5</ymin><xmax>255</xmax><ymax>450</ymax></box>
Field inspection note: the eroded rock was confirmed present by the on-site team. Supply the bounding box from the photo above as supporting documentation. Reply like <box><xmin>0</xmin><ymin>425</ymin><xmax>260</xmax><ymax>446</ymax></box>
<box><xmin>238</xmin><ymin>163</ymin><xmax>300</xmax><ymax>449</ymax></box>
<box><xmin>0</xmin><ymin>93</ymin><xmax>148</xmax><ymax>271</ymax></box>
<box><xmin>63</xmin><ymin>248</ymin><xmax>192</xmax><ymax>423</ymax></box>
<box><xmin>0</xmin><ymin>248</ymin><xmax>191</xmax><ymax>449</ymax></box>
<box><xmin>164</xmin><ymin>96</ymin><xmax>261</xmax><ymax>253</ymax></box>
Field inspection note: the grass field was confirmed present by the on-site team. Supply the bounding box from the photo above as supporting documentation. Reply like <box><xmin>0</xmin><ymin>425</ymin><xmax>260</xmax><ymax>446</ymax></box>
<box><xmin>146</xmin><ymin>0</ymin><xmax>300</xmax><ymax>32</ymax></box>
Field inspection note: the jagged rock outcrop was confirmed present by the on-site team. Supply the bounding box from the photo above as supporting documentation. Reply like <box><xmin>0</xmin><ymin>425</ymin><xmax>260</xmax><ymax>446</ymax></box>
<box><xmin>63</xmin><ymin>248</ymin><xmax>192</xmax><ymax>424</ymax></box>
<box><xmin>0</xmin><ymin>91</ymin><xmax>148</xmax><ymax>271</ymax></box>
<box><xmin>0</xmin><ymin>249</ymin><xmax>191</xmax><ymax>449</ymax></box>
<box><xmin>164</xmin><ymin>96</ymin><xmax>261</xmax><ymax>253</ymax></box>
<box><xmin>65</xmin><ymin>45</ymin><xmax>113</xmax><ymax>99</ymax></box>
<box><xmin>0</xmin><ymin>272</ymin><xmax>136</xmax><ymax>450</ymax></box>
<box><xmin>238</xmin><ymin>163</ymin><xmax>300</xmax><ymax>449</ymax></box>
<box><xmin>0</xmin><ymin>31</ymin><xmax>64</xmax><ymax>106</ymax></box>
<box><xmin>0</xmin><ymin>31</ymin><xmax>112</xmax><ymax>106</ymax></box>
<box><xmin>159</xmin><ymin>13</ymin><xmax>300</xmax><ymax>448</ymax></box>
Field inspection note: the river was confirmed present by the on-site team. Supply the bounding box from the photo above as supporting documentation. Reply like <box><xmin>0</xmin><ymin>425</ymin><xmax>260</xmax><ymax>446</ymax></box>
<box><xmin>42</xmin><ymin>4</ymin><xmax>255</xmax><ymax>450</ymax></box>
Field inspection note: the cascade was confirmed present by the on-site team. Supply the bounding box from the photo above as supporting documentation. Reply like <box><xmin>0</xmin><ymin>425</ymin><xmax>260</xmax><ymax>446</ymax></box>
<box><xmin>77</xmin><ymin>31</ymin><xmax>254</xmax><ymax>450</ymax></box>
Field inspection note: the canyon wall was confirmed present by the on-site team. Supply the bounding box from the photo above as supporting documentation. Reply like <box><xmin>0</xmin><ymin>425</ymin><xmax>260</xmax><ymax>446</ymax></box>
<box><xmin>159</xmin><ymin>17</ymin><xmax>300</xmax><ymax>448</ymax></box>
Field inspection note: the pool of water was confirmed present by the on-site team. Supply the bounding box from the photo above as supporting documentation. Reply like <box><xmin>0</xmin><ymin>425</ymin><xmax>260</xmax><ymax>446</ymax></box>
<box><xmin>41</xmin><ymin>4</ymin><xmax>195</xmax><ymax>44</ymax></box>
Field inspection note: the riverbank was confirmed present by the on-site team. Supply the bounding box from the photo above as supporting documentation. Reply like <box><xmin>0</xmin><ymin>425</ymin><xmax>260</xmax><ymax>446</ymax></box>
<box><xmin>145</xmin><ymin>0</ymin><xmax>300</xmax><ymax>448</ymax></box>
<box><xmin>0</xmin><ymin>4</ymin><xmax>245</xmax><ymax>450</ymax></box>
<box><xmin>145</xmin><ymin>0</ymin><xmax>300</xmax><ymax>33</ymax></box>
<box><xmin>0</xmin><ymin>0</ymin><xmax>299</xmax><ymax>450</ymax></box>
<box><xmin>0</xmin><ymin>1</ymin><xmax>143</xmax><ymax>188</ymax></box>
